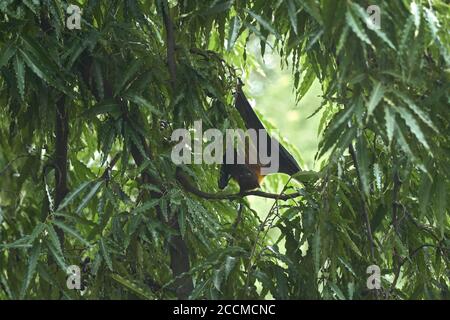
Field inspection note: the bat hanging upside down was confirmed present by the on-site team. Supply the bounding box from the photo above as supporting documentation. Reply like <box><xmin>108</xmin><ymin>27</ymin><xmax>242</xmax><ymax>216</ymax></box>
<box><xmin>218</xmin><ymin>81</ymin><xmax>301</xmax><ymax>193</ymax></box>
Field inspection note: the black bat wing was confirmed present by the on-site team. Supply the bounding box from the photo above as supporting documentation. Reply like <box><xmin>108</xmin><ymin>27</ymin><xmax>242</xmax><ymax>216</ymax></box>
<box><xmin>234</xmin><ymin>87</ymin><xmax>301</xmax><ymax>176</ymax></box>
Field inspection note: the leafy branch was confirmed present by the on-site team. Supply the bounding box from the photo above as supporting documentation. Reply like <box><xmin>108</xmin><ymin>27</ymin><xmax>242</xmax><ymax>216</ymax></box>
<box><xmin>176</xmin><ymin>167</ymin><xmax>301</xmax><ymax>201</ymax></box>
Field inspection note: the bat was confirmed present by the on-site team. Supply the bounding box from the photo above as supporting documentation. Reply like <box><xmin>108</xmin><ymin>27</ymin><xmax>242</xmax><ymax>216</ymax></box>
<box><xmin>218</xmin><ymin>81</ymin><xmax>301</xmax><ymax>192</ymax></box>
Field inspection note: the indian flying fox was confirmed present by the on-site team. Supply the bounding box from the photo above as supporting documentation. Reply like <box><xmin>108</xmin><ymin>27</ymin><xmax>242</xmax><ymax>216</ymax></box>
<box><xmin>218</xmin><ymin>81</ymin><xmax>301</xmax><ymax>193</ymax></box>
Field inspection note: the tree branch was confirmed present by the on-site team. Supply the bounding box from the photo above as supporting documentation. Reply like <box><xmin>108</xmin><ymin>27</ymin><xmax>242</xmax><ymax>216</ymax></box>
<box><xmin>391</xmin><ymin>169</ymin><xmax>402</xmax><ymax>284</ymax></box>
<box><xmin>54</xmin><ymin>97</ymin><xmax>69</xmax><ymax>246</ymax></box>
<box><xmin>390</xmin><ymin>244</ymin><xmax>440</xmax><ymax>294</ymax></box>
<box><xmin>161</xmin><ymin>0</ymin><xmax>176</xmax><ymax>87</ymax></box>
<box><xmin>100</xmin><ymin>153</ymin><xmax>121</xmax><ymax>181</ymax></box>
<box><xmin>176</xmin><ymin>167</ymin><xmax>301</xmax><ymax>201</ymax></box>
<box><xmin>80</xmin><ymin>53</ymin><xmax>193</xmax><ymax>299</ymax></box>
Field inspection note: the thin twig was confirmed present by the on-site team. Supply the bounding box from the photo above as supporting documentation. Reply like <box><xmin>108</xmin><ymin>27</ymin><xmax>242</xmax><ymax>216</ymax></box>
<box><xmin>244</xmin><ymin>176</ymin><xmax>295</xmax><ymax>296</ymax></box>
<box><xmin>0</xmin><ymin>154</ymin><xmax>33</xmax><ymax>176</ymax></box>
<box><xmin>100</xmin><ymin>153</ymin><xmax>121</xmax><ymax>180</ymax></box>
<box><xmin>176</xmin><ymin>168</ymin><xmax>301</xmax><ymax>201</ymax></box>
<box><xmin>390</xmin><ymin>244</ymin><xmax>439</xmax><ymax>293</ymax></box>
<box><xmin>402</xmin><ymin>206</ymin><xmax>442</xmax><ymax>244</ymax></box>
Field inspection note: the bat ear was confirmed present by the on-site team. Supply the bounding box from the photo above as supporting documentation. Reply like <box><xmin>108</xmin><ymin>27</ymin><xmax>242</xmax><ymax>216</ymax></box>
<box><xmin>218</xmin><ymin>164</ymin><xmax>231</xmax><ymax>189</ymax></box>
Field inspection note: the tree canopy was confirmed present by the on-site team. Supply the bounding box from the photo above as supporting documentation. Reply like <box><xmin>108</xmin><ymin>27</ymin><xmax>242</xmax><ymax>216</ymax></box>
<box><xmin>0</xmin><ymin>0</ymin><xmax>449</xmax><ymax>299</ymax></box>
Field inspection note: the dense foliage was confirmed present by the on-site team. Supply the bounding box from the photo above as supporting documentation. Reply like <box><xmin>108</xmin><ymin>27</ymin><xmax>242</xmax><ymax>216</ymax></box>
<box><xmin>0</xmin><ymin>0</ymin><xmax>448</xmax><ymax>299</ymax></box>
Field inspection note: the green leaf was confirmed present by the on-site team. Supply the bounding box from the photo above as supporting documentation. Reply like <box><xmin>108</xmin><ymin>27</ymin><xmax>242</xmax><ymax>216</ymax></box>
<box><xmin>110</xmin><ymin>274</ymin><xmax>155</xmax><ymax>299</ymax></box>
<box><xmin>393</xmin><ymin>234</ymin><xmax>408</xmax><ymax>257</ymax></box>
<box><xmin>36</xmin><ymin>263</ymin><xmax>62</xmax><ymax>293</ymax></box>
<box><xmin>345</xmin><ymin>9</ymin><xmax>372</xmax><ymax>46</ymax></box>
<box><xmin>337</xmin><ymin>25</ymin><xmax>349</xmax><ymax>54</ymax></box>
<box><xmin>418</xmin><ymin>173</ymin><xmax>432</xmax><ymax>218</ymax></box>
<box><xmin>56</xmin><ymin>181</ymin><xmax>91</xmax><ymax>211</ymax></box>
<box><xmin>13</xmin><ymin>55</ymin><xmax>25</xmax><ymax>100</ymax></box>
<box><xmin>348</xmin><ymin>282</ymin><xmax>355</xmax><ymax>300</ymax></box>
<box><xmin>328</xmin><ymin>104</ymin><xmax>357</xmax><ymax>133</ymax></box>
<box><xmin>18</xmin><ymin>48</ymin><xmax>67</xmax><ymax>94</ymax></box>
<box><xmin>213</xmin><ymin>268</ymin><xmax>224</xmax><ymax>292</ymax></box>
<box><xmin>435</xmin><ymin>179</ymin><xmax>446</xmax><ymax>239</ymax></box>
<box><xmin>274</xmin><ymin>266</ymin><xmax>289</xmax><ymax>299</ymax></box>
<box><xmin>384</xmin><ymin>107</ymin><xmax>396</xmax><ymax>143</ymax></box>
<box><xmin>0</xmin><ymin>45</ymin><xmax>16</xmax><ymax>69</ymax></box>
<box><xmin>317</xmin><ymin>103</ymin><xmax>358</xmax><ymax>159</ymax></box>
<box><xmin>177</xmin><ymin>206</ymin><xmax>185</xmax><ymax>236</ymax></box>
<box><xmin>66</xmin><ymin>32</ymin><xmax>98</xmax><ymax>68</ymax></box>
<box><xmin>292</xmin><ymin>170</ymin><xmax>321</xmax><ymax>183</ymax></box>
<box><xmin>76</xmin><ymin>180</ymin><xmax>103</xmax><ymax>214</ymax></box>
<box><xmin>395</xmin><ymin>123</ymin><xmax>414</xmax><ymax>158</ymax></box>
<box><xmin>424</xmin><ymin>8</ymin><xmax>440</xmax><ymax>40</ymax></box>
<box><xmin>19</xmin><ymin>48</ymin><xmax>51</xmax><ymax>85</ymax></box>
<box><xmin>298</xmin><ymin>0</ymin><xmax>323</xmax><ymax>25</ymax></box>
<box><xmin>18</xmin><ymin>35</ymin><xmax>68</xmax><ymax>93</ymax></box>
<box><xmin>83</xmin><ymin>101</ymin><xmax>121</xmax><ymax>118</ymax></box>
<box><xmin>51</xmin><ymin>220</ymin><xmax>90</xmax><ymax>247</ymax></box>
<box><xmin>350</xmin><ymin>2</ymin><xmax>395</xmax><ymax>49</ymax></box>
<box><xmin>297</xmin><ymin>67</ymin><xmax>316</xmax><ymax>99</ymax></box>
<box><xmin>124</xmin><ymin>125</ymin><xmax>148</xmax><ymax>160</ymax></box>
<box><xmin>142</xmin><ymin>183</ymin><xmax>162</xmax><ymax>194</ymax></box>
<box><xmin>29</xmin><ymin>222</ymin><xmax>46</xmax><ymax>244</ymax></box>
<box><xmin>340</xmin><ymin>230</ymin><xmax>363</xmax><ymax>257</ymax></box>
<box><xmin>367</xmin><ymin>81</ymin><xmax>385</xmax><ymax>116</ymax></box>
<box><xmin>312</xmin><ymin>230</ymin><xmax>321</xmax><ymax>274</ymax></box>
<box><xmin>373</xmin><ymin>163</ymin><xmax>382</xmax><ymax>190</ymax></box>
<box><xmin>92</xmin><ymin>60</ymin><xmax>104</xmax><ymax>99</ymax></box>
<box><xmin>399</xmin><ymin>17</ymin><xmax>414</xmax><ymax>56</ymax></box>
<box><xmin>0</xmin><ymin>236</ymin><xmax>32</xmax><ymax>250</ymax></box>
<box><xmin>224</xmin><ymin>256</ymin><xmax>237</xmax><ymax>280</ymax></box>
<box><xmin>286</xmin><ymin>0</ymin><xmax>298</xmax><ymax>35</ymax></box>
<box><xmin>53</xmin><ymin>212</ymin><xmax>97</xmax><ymax>228</ymax></box>
<box><xmin>254</xmin><ymin>270</ymin><xmax>273</xmax><ymax>294</ymax></box>
<box><xmin>125</xmin><ymin>94</ymin><xmax>161</xmax><ymax>116</ymax></box>
<box><xmin>0</xmin><ymin>273</ymin><xmax>13</xmax><ymax>299</ymax></box>
<box><xmin>372</xmin><ymin>28</ymin><xmax>396</xmax><ymax>50</ymax></box>
<box><xmin>394</xmin><ymin>92</ymin><xmax>438</xmax><ymax>133</ymax></box>
<box><xmin>91</xmin><ymin>252</ymin><xmax>103</xmax><ymax>276</ymax></box>
<box><xmin>395</xmin><ymin>105</ymin><xmax>429</xmax><ymax>150</ymax></box>
<box><xmin>100</xmin><ymin>238</ymin><xmax>113</xmax><ymax>271</ymax></box>
<box><xmin>329</xmin><ymin>282</ymin><xmax>346</xmax><ymax>300</ymax></box>
<box><xmin>114</xmin><ymin>59</ymin><xmax>143</xmax><ymax>95</ymax></box>
<box><xmin>132</xmin><ymin>199</ymin><xmax>159</xmax><ymax>215</ymax></box>
<box><xmin>410</xmin><ymin>2</ymin><xmax>421</xmax><ymax>30</ymax></box>
<box><xmin>356</xmin><ymin>136</ymin><xmax>370</xmax><ymax>196</ymax></box>
<box><xmin>202</xmin><ymin>0</ymin><xmax>233</xmax><ymax>16</ymax></box>
<box><xmin>46</xmin><ymin>238</ymin><xmax>67</xmax><ymax>271</ymax></box>
<box><xmin>338</xmin><ymin>257</ymin><xmax>357</xmax><ymax>277</ymax></box>
<box><xmin>245</xmin><ymin>9</ymin><xmax>281</xmax><ymax>40</ymax></box>
<box><xmin>20</xmin><ymin>242</ymin><xmax>41</xmax><ymax>298</ymax></box>
<box><xmin>22</xmin><ymin>0</ymin><xmax>39</xmax><ymax>15</ymax></box>
<box><xmin>227</xmin><ymin>15</ymin><xmax>241</xmax><ymax>51</ymax></box>
<box><xmin>45</xmin><ymin>223</ymin><xmax>63</xmax><ymax>256</ymax></box>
